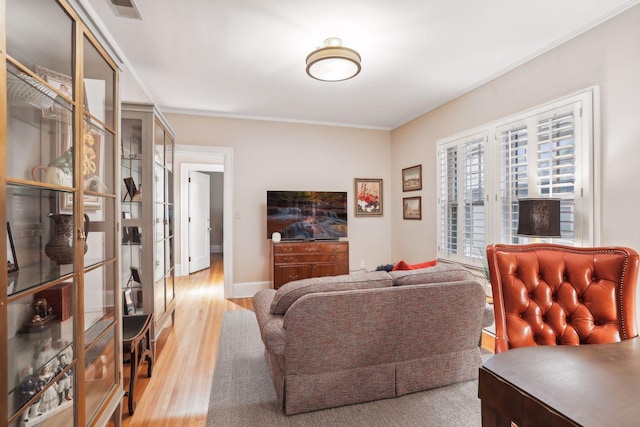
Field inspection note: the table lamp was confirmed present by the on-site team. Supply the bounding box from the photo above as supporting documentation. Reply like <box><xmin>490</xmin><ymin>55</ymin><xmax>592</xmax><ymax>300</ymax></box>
<box><xmin>517</xmin><ymin>198</ymin><xmax>561</xmax><ymax>238</ymax></box>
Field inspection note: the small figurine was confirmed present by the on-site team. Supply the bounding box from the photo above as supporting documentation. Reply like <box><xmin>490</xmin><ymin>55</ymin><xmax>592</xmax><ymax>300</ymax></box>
<box><xmin>31</xmin><ymin>299</ymin><xmax>53</xmax><ymax>325</ymax></box>
<box><xmin>35</xmin><ymin>337</ymin><xmax>59</xmax><ymax>372</ymax></box>
<box><xmin>56</xmin><ymin>354</ymin><xmax>72</xmax><ymax>403</ymax></box>
<box><xmin>37</xmin><ymin>364</ymin><xmax>59</xmax><ymax>413</ymax></box>
<box><xmin>17</xmin><ymin>365</ymin><xmax>40</xmax><ymax>421</ymax></box>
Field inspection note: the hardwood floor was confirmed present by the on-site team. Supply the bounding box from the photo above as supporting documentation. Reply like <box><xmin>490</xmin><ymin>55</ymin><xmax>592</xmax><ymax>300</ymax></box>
<box><xmin>121</xmin><ymin>254</ymin><xmax>253</xmax><ymax>427</ymax></box>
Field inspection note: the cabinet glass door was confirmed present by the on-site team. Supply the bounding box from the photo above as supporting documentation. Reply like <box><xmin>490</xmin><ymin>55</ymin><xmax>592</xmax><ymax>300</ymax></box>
<box><xmin>5</xmin><ymin>1</ymin><xmax>78</xmax><ymax>423</ymax></box>
<box><xmin>121</xmin><ymin>116</ymin><xmax>143</xmax><ymax>313</ymax></box>
<box><xmin>82</xmin><ymin>33</ymin><xmax>118</xmax><ymax>425</ymax></box>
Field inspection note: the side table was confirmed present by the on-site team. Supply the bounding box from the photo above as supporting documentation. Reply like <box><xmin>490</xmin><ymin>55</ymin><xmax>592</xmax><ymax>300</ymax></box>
<box><xmin>122</xmin><ymin>314</ymin><xmax>154</xmax><ymax>415</ymax></box>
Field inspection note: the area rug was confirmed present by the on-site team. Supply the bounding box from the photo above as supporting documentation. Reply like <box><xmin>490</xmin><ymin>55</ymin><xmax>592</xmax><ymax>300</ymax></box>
<box><xmin>207</xmin><ymin>310</ymin><xmax>491</xmax><ymax>427</ymax></box>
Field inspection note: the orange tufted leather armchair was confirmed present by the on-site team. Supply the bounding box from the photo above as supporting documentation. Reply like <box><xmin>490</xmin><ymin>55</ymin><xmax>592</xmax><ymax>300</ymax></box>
<box><xmin>487</xmin><ymin>244</ymin><xmax>639</xmax><ymax>354</ymax></box>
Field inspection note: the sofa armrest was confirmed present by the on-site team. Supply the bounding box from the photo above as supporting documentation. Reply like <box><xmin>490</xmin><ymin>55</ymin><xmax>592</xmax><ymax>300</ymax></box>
<box><xmin>253</xmin><ymin>289</ymin><xmax>286</xmax><ymax>355</ymax></box>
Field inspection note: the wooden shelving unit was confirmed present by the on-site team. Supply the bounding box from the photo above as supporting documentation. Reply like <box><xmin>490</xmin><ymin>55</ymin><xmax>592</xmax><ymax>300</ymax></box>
<box><xmin>1</xmin><ymin>0</ymin><xmax>123</xmax><ymax>425</ymax></box>
<box><xmin>120</xmin><ymin>102</ymin><xmax>176</xmax><ymax>354</ymax></box>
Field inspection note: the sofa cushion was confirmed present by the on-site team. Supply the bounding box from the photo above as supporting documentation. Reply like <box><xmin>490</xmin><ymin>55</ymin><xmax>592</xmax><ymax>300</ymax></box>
<box><xmin>270</xmin><ymin>271</ymin><xmax>393</xmax><ymax>315</ymax></box>
<box><xmin>390</xmin><ymin>263</ymin><xmax>475</xmax><ymax>286</ymax></box>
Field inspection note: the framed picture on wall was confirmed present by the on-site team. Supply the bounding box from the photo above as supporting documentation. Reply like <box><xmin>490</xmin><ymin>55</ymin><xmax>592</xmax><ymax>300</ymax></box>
<box><xmin>402</xmin><ymin>165</ymin><xmax>422</xmax><ymax>192</ymax></box>
<box><xmin>403</xmin><ymin>196</ymin><xmax>422</xmax><ymax>220</ymax></box>
<box><xmin>354</xmin><ymin>178</ymin><xmax>383</xmax><ymax>217</ymax></box>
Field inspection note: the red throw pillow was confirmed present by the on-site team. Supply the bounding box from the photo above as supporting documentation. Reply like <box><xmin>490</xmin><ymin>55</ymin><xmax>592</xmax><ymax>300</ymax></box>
<box><xmin>392</xmin><ymin>260</ymin><xmax>412</xmax><ymax>271</ymax></box>
<box><xmin>392</xmin><ymin>259</ymin><xmax>437</xmax><ymax>271</ymax></box>
<box><xmin>411</xmin><ymin>259</ymin><xmax>437</xmax><ymax>269</ymax></box>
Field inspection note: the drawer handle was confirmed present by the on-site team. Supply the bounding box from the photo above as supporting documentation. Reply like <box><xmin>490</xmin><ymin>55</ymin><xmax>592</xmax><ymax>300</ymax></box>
<box><xmin>329</xmin><ymin>255</ymin><xmax>337</xmax><ymax>260</ymax></box>
<box><xmin>304</xmin><ymin>247</ymin><xmax>319</xmax><ymax>252</ymax></box>
<box><xmin>283</xmin><ymin>257</ymin><xmax>292</xmax><ymax>262</ymax></box>
<box><xmin>282</xmin><ymin>247</ymin><xmax>293</xmax><ymax>252</ymax></box>
<box><xmin>288</xmin><ymin>275</ymin><xmax>299</xmax><ymax>280</ymax></box>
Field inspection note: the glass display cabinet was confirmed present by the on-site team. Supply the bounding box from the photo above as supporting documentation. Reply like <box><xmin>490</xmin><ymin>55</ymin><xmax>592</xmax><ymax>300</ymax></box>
<box><xmin>1</xmin><ymin>0</ymin><xmax>123</xmax><ymax>425</ymax></box>
<box><xmin>121</xmin><ymin>102</ymin><xmax>175</xmax><ymax>354</ymax></box>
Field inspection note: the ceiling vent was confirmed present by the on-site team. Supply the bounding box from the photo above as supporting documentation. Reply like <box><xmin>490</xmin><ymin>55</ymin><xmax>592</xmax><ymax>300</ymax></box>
<box><xmin>109</xmin><ymin>0</ymin><xmax>143</xmax><ymax>20</ymax></box>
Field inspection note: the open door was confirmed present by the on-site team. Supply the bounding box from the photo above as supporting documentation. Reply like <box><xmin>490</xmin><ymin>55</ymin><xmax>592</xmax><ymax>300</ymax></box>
<box><xmin>188</xmin><ymin>170</ymin><xmax>211</xmax><ymax>273</ymax></box>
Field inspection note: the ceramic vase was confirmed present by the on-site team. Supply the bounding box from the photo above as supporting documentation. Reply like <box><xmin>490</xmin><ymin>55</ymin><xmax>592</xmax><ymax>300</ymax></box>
<box><xmin>45</xmin><ymin>213</ymin><xmax>89</xmax><ymax>264</ymax></box>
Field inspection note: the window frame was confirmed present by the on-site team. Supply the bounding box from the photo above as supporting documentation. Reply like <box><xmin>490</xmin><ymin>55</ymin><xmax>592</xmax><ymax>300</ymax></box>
<box><xmin>436</xmin><ymin>88</ymin><xmax>598</xmax><ymax>269</ymax></box>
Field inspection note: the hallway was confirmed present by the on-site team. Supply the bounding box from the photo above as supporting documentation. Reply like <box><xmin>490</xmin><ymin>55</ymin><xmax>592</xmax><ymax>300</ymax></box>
<box><xmin>121</xmin><ymin>254</ymin><xmax>253</xmax><ymax>426</ymax></box>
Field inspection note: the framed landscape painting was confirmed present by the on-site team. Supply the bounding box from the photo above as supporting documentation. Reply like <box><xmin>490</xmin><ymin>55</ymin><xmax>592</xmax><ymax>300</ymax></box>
<box><xmin>355</xmin><ymin>178</ymin><xmax>383</xmax><ymax>216</ymax></box>
<box><xmin>402</xmin><ymin>165</ymin><xmax>422</xmax><ymax>192</ymax></box>
<box><xmin>403</xmin><ymin>196</ymin><xmax>422</xmax><ymax>220</ymax></box>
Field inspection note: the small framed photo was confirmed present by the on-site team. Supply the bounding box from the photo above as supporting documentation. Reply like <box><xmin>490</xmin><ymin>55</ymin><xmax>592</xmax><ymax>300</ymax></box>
<box><xmin>7</xmin><ymin>222</ymin><xmax>18</xmax><ymax>273</ymax></box>
<box><xmin>123</xmin><ymin>177</ymin><xmax>138</xmax><ymax>201</ymax></box>
<box><xmin>123</xmin><ymin>289</ymin><xmax>135</xmax><ymax>315</ymax></box>
<box><xmin>403</xmin><ymin>197</ymin><xmax>422</xmax><ymax>220</ymax></box>
<box><xmin>35</xmin><ymin>65</ymin><xmax>72</xmax><ymax>99</ymax></box>
<box><xmin>130</xmin><ymin>266</ymin><xmax>142</xmax><ymax>284</ymax></box>
<box><xmin>355</xmin><ymin>178</ymin><xmax>383</xmax><ymax>217</ymax></box>
<box><xmin>402</xmin><ymin>165</ymin><xmax>422</xmax><ymax>192</ymax></box>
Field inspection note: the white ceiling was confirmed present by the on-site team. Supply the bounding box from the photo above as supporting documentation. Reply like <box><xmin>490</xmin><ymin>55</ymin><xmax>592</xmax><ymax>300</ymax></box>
<box><xmin>86</xmin><ymin>0</ymin><xmax>638</xmax><ymax>130</ymax></box>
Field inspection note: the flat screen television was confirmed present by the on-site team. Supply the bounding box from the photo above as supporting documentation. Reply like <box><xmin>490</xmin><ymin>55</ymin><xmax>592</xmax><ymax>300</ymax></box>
<box><xmin>267</xmin><ymin>191</ymin><xmax>348</xmax><ymax>240</ymax></box>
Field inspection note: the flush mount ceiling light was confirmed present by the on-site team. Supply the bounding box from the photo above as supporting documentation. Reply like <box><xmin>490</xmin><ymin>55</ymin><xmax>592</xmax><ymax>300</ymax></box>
<box><xmin>306</xmin><ymin>37</ymin><xmax>361</xmax><ymax>82</ymax></box>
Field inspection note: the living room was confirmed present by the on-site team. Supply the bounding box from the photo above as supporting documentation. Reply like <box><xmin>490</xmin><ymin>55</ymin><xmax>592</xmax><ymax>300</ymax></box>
<box><xmin>4</xmin><ymin>0</ymin><xmax>640</xmax><ymax>426</ymax></box>
<box><xmin>113</xmin><ymin>3</ymin><xmax>640</xmax><ymax>423</ymax></box>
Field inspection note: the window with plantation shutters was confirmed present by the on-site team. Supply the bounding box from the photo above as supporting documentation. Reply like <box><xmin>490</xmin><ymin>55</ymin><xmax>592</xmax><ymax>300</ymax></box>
<box><xmin>463</xmin><ymin>137</ymin><xmax>486</xmax><ymax>258</ymax></box>
<box><xmin>497</xmin><ymin>124</ymin><xmax>528</xmax><ymax>244</ymax></box>
<box><xmin>437</xmin><ymin>134</ymin><xmax>486</xmax><ymax>264</ymax></box>
<box><xmin>439</xmin><ymin>146</ymin><xmax>459</xmax><ymax>256</ymax></box>
<box><xmin>436</xmin><ymin>89</ymin><xmax>596</xmax><ymax>267</ymax></box>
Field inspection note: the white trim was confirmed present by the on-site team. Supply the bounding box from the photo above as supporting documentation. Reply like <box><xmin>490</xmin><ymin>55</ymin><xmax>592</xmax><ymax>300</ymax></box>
<box><xmin>176</xmin><ymin>145</ymin><xmax>234</xmax><ymax>298</ymax></box>
<box><xmin>232</xmin><ymin>281</ymin><xmax>271</xmax><ymax>299</ymax></box>
<box><xmin>591</xmin><ymin>87</ymin><xmax>602</xmax><ymax>246</ymax></box>
<box><xmin>159</xmin><ymin>106</ymin><xmax>391</xmax><ymax>131</ymax></box>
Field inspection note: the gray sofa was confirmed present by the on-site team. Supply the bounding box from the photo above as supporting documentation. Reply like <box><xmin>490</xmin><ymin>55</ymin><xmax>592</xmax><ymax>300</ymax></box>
<box><xmin>253</xmin><ymin>263</ymin><xmax>493</xmax><ymax>414</ymax></box>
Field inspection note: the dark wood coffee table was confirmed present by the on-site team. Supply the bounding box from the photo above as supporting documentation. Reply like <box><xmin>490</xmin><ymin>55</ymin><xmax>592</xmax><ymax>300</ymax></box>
<box><xmin>479</xmin><ymin>337</ymin><xmax>640</xmax><ymax>426</ymax></box>
<box><xmin>122</xmin><ymin>314</ymin><xmax>154</xmax><ymax>415</ymax></box>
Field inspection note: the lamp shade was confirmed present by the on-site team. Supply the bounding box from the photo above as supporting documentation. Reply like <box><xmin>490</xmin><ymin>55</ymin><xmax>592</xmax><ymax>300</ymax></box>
<box><xmin>517</xmin><ymin>198</ymin><xmax>561</xmax><ymax>238</ymax></box>
<box><xmin>306</xmin><ymin>38</ymin><xmax>361</xmax><ymax>82</ymax></box>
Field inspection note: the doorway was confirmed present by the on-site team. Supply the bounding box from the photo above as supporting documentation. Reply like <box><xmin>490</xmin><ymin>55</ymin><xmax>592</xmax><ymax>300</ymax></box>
<box><xmin>176</xmin><ymin>145</ymin><xmax>233</xmax><ymax>298</ymax></box>
<box><xmin>188</xmin><ymin>170</ymin><xmax>211</xmax><ymax>274</ymax></box>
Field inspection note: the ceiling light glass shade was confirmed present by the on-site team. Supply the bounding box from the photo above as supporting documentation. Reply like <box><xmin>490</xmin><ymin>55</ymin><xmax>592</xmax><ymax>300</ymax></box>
<box><xmin>306</xmin><ymin>38</ymin><xmax>361</xmax><ymax>82</ymax></box>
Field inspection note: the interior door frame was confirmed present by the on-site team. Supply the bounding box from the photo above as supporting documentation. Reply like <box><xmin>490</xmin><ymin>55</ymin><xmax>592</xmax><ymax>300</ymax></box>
<box><xmin>177</xmin><ymin>145</ymin><xmax>233</xmax><ymax>298</ymax></box>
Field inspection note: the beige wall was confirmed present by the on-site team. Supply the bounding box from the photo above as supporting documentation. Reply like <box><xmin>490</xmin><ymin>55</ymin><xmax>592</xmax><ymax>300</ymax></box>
<box><xmin>390</xmin><ymin>4</ymin><xmax>640</xmax><ymax>266</ymax></box>
<box><xmin>165</xmin><ymin>114</ymin><xmax>392</xmax><ymax>289</ymax></box>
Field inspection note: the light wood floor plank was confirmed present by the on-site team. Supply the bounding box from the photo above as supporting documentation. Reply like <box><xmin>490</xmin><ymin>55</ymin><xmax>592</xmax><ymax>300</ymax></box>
<box><xmin>121</xmin><ymin>254</ymin><xmax>254</xmax><ymax>426</ymax></box>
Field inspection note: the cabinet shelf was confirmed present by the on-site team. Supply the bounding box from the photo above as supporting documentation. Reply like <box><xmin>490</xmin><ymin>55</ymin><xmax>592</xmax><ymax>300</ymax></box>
<box><xmin>7</xmin><ymin>263</ymin><xmax>73</xmax><ymax>298</ymax></box>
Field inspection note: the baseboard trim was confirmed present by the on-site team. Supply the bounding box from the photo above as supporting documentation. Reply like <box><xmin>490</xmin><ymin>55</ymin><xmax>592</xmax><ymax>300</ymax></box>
<box><xmin>231</xmin><ymin>281</ymin><xmax>270</xmax><ymax>299</ymax></box>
